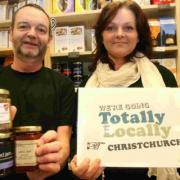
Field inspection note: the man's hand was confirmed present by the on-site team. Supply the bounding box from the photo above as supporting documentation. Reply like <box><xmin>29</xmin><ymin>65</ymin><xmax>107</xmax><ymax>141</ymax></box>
<box><xmin>27</xmin><ymin>130</ymin><xmax>62</xmax><ymax>180</ymax></box>
<box><xmin>10</xmin><ymin>105</ymin><xmax>17</xmax><ymax>121</ymax></box>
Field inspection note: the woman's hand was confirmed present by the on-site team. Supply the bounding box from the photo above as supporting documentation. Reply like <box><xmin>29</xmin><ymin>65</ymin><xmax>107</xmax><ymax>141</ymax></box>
<box><xmin>70</xmin><ymin>155</ymin><xmax>103</xmax><ymax>180</ymax></box>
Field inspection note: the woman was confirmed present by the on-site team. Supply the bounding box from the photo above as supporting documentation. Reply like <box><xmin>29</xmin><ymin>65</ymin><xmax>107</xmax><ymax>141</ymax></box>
<box><xmin>70</xmin><ymin>1</ymin><xmax>178</xmax><ymax>179</ymax></box>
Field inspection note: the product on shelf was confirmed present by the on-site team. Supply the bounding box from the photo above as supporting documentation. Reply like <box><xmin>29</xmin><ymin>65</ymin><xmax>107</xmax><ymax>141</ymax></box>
<box><xmin>73</xmin><ymin>61</ymin><xmax>83</xmax><ymax>87</ymax></box>
<box><xmin>85</xmin><ymin>28</ymin><xmax>96</xmax><ymax>51</ymax></box>
<box><xmin>75</xmin><ymin>0</ymin><xmax>85</xmax><ymax>12</ymax></box>
<box><xmin>27</xmin><ymin>0</ymin><xmax>46</xmax><ymax>9</ymax></box>
<box><xmin>52</xmin><ymin>61</ymin><xmax>62</xmax><ymax>74</ymax></box>
<box><xmin>61</xmin><ymin>62</ymin><xmax>72</xmax><ymax>78</ymax></box>
<box><xmin>133</xmin><ymin>0</ymin><xmax>151</xmax><ymax>6</ymax></box>
<box><xmin>85</xmin><ymin>0</ymin><xmax>98</xmax><ymax>10</ymax></box>
<box><xmin>54</xmin><ymin>26</ymin><xmax>69</xmax><ymax>53</ymax></box>
<box><xmin>148</xmin><ymin>18</ymin><xmax>161</xmax><ymax>46</ymax></box>
<box><xmin>98</xmin><ymin>0</ymin><xmax>111</xmax><ymax>9</ymax></box>
<box><xmin>69</xmin><ymin>26</ymin><xmax>85</xmax><ymax>52</ymax></box>
<box><xmin>0</xmin><ymin>30</ymin><xmax>9</xmax><ymax>48</ymax></box>
<box><xmin>160</xmin><ymin>17</ymin><xmax>176</xmax><ymax>46</ymax></box>
<box><xmin>52</xmin><ymin>0</ymin><xmax>74</xmax><ymax>14</ymax></box>
<box><xmin>151</xmin><ymin>0</ymin><xmax>174</xmax><ymax>4</ymax></box>
<box><xmin>54</xmin><ymin>26</ymin><xmax>85</xmax><ymax>53</ymax></box>
<box><xmin>0</xmin><ymin>1</ymin><xmax>7</xmax><ymax>21</ymax></box>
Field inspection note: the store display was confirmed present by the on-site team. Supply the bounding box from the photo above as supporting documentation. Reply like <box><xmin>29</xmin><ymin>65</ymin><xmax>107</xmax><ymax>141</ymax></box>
<box><xmin>0</xmin><ymin>0</ymin><xmax>179</xmax><ymax>85</ymax></box>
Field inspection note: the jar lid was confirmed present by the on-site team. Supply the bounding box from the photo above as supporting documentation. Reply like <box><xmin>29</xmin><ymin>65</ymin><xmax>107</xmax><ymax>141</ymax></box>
<box><xmin>0</xmin><ymin>89</ymin><xmax>10</xmax><ymax>95</ymax></box>
<box><xmin>15</xmin><ymin>126</ymin><xmax>42</xmax><ymax>133</ymax></box>
<box><xmin>0</xmin><ymin>132</ymin><xmax>12</xmax><ymax>139</ymax></box>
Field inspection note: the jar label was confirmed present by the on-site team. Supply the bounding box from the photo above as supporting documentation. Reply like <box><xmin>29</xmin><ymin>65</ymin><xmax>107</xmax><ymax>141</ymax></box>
<box><xmin>0</xmin><ymin>144</ymin><xmax>13</xmax><ymax>170</ymax></box>
<box><xmin>15</xmin><ymin>140</ymin><xmax>38</xmax><ymax>167</ymax></box>
<box><xmin>0</xmin><ymin>103</ymin><xmax>10</xmax><ymax>124</ymax></box>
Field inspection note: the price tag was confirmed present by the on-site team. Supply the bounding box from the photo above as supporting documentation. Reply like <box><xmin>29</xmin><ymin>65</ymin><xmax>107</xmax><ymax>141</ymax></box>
<box><xmin>154</xmin><ymin>46</ymin><xmax>166</xmax><ymax>52</ymax></box>
<box><xmin>68</xmin><ymin>52</ymin><xmax>80</xmax><ymax>58</ymax></box>
<box><xmin>158</xmin><ymin>4</ymin><xmax>170</xmax><ymax>9</ymax></box>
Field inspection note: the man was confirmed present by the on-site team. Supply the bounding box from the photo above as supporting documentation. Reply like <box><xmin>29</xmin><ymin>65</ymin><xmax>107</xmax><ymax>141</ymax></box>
<box><xmin>0</xmin><ymin>4</ymin><xmax>75</xmax><ymax>180</ymax></box>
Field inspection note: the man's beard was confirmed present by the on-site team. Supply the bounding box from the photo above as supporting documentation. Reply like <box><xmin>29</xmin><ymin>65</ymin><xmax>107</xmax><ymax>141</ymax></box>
<box><xmin>14</xmin><ymin>42</ymin><xmax>47</xmax><ymax>60</ymax></box>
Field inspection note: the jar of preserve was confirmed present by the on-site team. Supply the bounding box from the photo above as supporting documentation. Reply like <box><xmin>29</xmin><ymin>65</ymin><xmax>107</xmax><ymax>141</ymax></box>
<box><xmin>0</xmin><ymin>89</ymin><xmax>11</xmax><ymax>131</ymax></box>
<box><xmin>0</xmin><ymin>132</ymin><xmax>14</xmax><ymax>177</ymax></box>
<box><xmin>15</xmin><ymin>126</ymin><xmax>42</xmax><ymax>172</ymax></box>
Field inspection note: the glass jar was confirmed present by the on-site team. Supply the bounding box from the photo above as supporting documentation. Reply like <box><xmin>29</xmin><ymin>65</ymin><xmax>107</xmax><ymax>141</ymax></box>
<box><xmin>0</xmin><ymin>132</ymin><xmax>14</xmax><ymax>177</ymax></box>
<box><xmin>0</xmin><ymin>89</ymin><xmax>11</xmax><ymax>131</ymax></box>
<box><xmin>15</xmin><ymin>126</ymin><xmax>42</xmax><ymax>173</ymax></box>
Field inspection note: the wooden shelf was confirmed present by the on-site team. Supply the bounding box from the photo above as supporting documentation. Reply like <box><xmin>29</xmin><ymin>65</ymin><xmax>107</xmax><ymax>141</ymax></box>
<box><xmin>0</xmin><ymin>48</ymin><xmax>13</xmax><ymax>57</ymax></box>
<box><xmin>142</xmin><ymin>3</ymin><xmax>175</xmax><ymax>11</ymax></box>
<box><xmin>50</xmin><ymin>3</ymin><xmax>175</xmax><ymax>27</ymax></box>
<box><xmin>50</xmin><ymin>10</ymin><xmax>100</xmax><ymax>27</ymax></box>
<box><xmin>153</xmin><ymin>46</ymin><xmax>178</xmax><ymax>52</ymax></box>
<box><xmin>51</xmin><ymin>51</ymin><xmax>93</xmax><ymax>57</ymax></box>
<box><xmin>0</xmin><ymin>20</ymin><xmax>11</xmax><ymax>28</ymax></box>
<box><xmin>51</xmin><ymin>46</ymin><xmax>178</xmax><ymax>58</ymax></box>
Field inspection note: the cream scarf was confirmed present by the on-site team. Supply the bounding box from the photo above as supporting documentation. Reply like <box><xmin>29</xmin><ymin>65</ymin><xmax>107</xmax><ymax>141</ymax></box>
<box><xmin>85</xmin><ymin>52</ymin><xmax>180</xmax><ymax>180</ymax></box>
<box><xmin>85</xmin><ymin>52</ymin><xmax>165</xmax><ymax>88</ymax></box>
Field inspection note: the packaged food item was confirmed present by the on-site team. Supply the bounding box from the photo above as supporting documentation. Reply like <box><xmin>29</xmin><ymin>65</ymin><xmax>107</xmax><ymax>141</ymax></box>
<box><xmin>15</xmin><ymin>126</ymin><xmax>42</xmax><ymax>172</ymax></box>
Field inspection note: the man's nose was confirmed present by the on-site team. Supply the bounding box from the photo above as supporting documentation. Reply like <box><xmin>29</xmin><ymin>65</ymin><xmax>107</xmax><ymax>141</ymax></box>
<box><xmin>27</xmin><ymin>27</ymin><xmax>36</xmax><ymax>37</ymax></box>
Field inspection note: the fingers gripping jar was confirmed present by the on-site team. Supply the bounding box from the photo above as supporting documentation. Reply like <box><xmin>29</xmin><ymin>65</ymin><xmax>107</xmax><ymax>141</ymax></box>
<box><xmin>15</xmin><ymin>126</ymin><xmax>42</xmax><ymax>172</ymax></box>
<box><xmin>0</xmin><ymin>89</ymin><xmax>11</xmax><ymax>131</ymax></box>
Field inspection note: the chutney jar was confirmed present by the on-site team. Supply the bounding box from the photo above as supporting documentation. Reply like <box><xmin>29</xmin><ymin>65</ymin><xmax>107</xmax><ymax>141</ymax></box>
<box><xmin>14</xmin><ymin>126</ymin><xmax>42</xmax><ymax>172</ymax></box>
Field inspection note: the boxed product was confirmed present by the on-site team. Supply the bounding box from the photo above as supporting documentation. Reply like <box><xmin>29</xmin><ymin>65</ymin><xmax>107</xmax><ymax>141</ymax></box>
<box><xmin>52</xmin><ymin>0</ymin><xmax>74</xmax><ymax>14</ymax></box>
<box><xmin>75</xmin><ymin>0</ymin><xmax>85</xmax><ymax>12</ymax></box>
<box><xmin>0</xmin><ymin>1</ymin><xmax>7</xmax><ymax>21</ymax></box>
<box><xmin>85</xmin><ymin>28</ymin><xmax>96</xmax><ymax>51</ymax></box>
<box><xmin>148</xmin><ymin>18</ymin><xmax>161</xmax><ymax>46</ymax></box>
<box><xmin>54</xmin><ymin>26</ymin><xmax>69</xmax><ymax>53</ymax></box>
<box><xmin>0</xmin><ymin>30</ymin><xmax>9</xmax><ymax>48</ymax></box>
<box><xmin>151</xmin><ymin>0</ymin><xmax>174</xmax><ymax>4</ymax></box>
<box><xmin>160</xmin><ymin>17</ymin><xmax>176</xmax><ymax>46</ymax></box>
<box><xmin>85</xmin><ymin>0</ymin><xmax>98</xmax><ymax>10</ymax></box>
<box><xmin>69</xmin><ymin>26</ymin><xmax>85</xmax><ymax>52</ymax></box>
<box><xmin>98</xmin><ymin>0</ymin><xmax>111</xmax><ymax>9</ymax></box>
<box><xmin>27</xmin><ymin>0</ymin><xmax>37</xmax><ymax>4</ymax></box>
<box><xmin>18</xmin><ymin>0</ymin><xmax>26</xmax><ymax>9</ymax></box>
<box><xmin>133</xmin><ymin>0</ymin><xmax>151</xmax><ymax>5</ymax></box>
<box><xmin>7</xmin><ymin>4</ymin><xmax>14</xmax><ymax>20</ymax></box>
<box><xmin>36</xmin><ymin>0</ymin><xmax>46</xmax><ymax>8</ymax></box>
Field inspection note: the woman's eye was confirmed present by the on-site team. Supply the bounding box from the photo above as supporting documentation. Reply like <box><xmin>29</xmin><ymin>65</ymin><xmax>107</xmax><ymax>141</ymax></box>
<box><xmin>124</xmin><ymin>26</ymin><xmax>134</xmax><ymax>32</ymax></box>
<box><xmin>105</xmin><ymin>26</ymin><xmax>116</xmax><ymax>32</ymax></box>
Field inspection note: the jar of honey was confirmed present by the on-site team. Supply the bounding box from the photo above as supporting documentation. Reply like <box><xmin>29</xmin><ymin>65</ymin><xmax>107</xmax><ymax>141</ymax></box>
<box><xmin>0</xmin><ymin>89</ymin><xmax>11</xmax><ymax>131</ymax></box>
<box><xmin>14</xmin><ymin>126</ymin><xmax>42</xmax><ymax>172</ymax></box>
